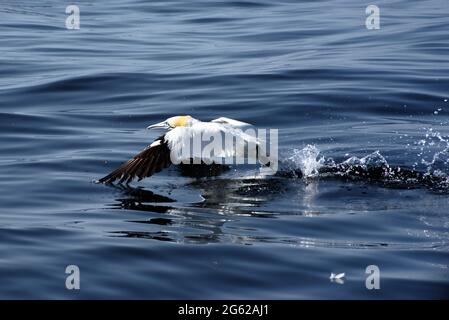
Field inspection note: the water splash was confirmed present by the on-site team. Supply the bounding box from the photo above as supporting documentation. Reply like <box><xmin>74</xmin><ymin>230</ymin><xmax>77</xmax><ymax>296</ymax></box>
<box><xmin>287</xmin><ymin>145</ymin><xmax>324</xmax><ymax>178</ymax></box>
<box><xmin>281</xmin><ymin>143</ymin><xmax>449</xmax><ymax>193</ymax></box>
<box><xmin>343</xmin><ymin>150</ymin><xmax>389</xmax><ymax>170</ymax></box>
<box><xmin>415</xmin><ymin>127</ymin><xmax>449</xmax><ymax>176</ymax></box>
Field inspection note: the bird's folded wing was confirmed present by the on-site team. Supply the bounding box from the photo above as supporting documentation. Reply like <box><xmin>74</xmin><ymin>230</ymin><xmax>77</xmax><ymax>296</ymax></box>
<box><xmin>210</xmin><ymin>117</ymin><xmax>259</xmax><ymax>146</ymax></box>
<box><xmin>99</xmin><ymin>136</ymin><xmax>172</xmax><ymax>184</ymax></box>
<box><xmin>165</xmin><ymin>123</ymin><xmax>261</xmax><ymax>164</ymax></box>
<box><xmin>211</xmin><ymin>117</ymin><xmax>252</xmax><ymax>129</ymax></box>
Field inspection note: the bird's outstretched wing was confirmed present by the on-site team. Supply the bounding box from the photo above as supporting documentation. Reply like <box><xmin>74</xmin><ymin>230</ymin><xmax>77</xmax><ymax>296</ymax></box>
<box><xmin>99</xmin><ymin>135</ymin><xmax>172</xmax><ymax>184</ymax></box>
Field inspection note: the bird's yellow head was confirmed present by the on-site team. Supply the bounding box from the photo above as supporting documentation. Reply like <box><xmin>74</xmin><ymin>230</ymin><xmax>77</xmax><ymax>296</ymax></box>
<box><xmin>147</xmin><ymin>115</ymin><xmax>194</xmax><ymax>130</ymax></box>
<box><xmin>167</xmin><ymin>115</ymin><xmax>193</xmax><ymax>128</ymax></box>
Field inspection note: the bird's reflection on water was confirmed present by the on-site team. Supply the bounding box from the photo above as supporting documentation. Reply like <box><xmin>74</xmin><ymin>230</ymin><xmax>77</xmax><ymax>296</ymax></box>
<box><xmin>107</xmin><ymin>184</ymin><xmax>174</xmax><ymax>213</ymax></box>
<box><xmin>106</xmin><ymin>173</ymin><xmax>298</xmax><ymax>244</ymax></box>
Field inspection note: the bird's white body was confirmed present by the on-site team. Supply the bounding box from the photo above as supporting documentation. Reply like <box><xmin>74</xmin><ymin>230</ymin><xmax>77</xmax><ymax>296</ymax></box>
<box><xmin>165</xmin><ymin>118</ymin><xmax>260</xmax><ymax>165</ymax></box>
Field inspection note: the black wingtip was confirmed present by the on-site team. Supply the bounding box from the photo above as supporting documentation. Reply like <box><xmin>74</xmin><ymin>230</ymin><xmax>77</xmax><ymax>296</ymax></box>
<box><xmin>98</xmin><ymin>170</ymin><xmax>124</xmax><ymax>184</ymax></box>
<box><xmin>98</xmin><ymin>176</ymin><xmax>111</xmax><ymax>184</ymax></box>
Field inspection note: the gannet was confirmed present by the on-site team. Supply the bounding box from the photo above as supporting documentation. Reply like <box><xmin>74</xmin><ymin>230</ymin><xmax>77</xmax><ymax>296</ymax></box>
<box><xmin>99</xmin><ymin>116</ymin><xmax>271</xmax><ymax>184</ymax></box>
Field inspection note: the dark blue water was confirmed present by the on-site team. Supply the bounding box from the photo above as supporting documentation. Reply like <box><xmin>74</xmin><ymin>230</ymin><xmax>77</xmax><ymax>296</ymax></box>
<box><xmin>1</xmin><ymin>0</ymin><xmax>449</xmax><ymax>299</ymax></box>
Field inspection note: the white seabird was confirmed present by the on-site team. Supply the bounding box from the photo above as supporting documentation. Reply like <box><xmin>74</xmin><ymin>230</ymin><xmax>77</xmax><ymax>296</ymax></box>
<box><xmin>99</xmin><ymin>115</ymin><xmax>271</xmax><ymax>184</ymax></box>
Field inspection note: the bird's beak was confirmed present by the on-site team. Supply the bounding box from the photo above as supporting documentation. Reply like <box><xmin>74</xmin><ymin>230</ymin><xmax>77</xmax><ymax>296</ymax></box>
<box><xmin>147</xmin><ymin>121</ymin><xmax>170</xmax><ymax>130</ymax></box>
